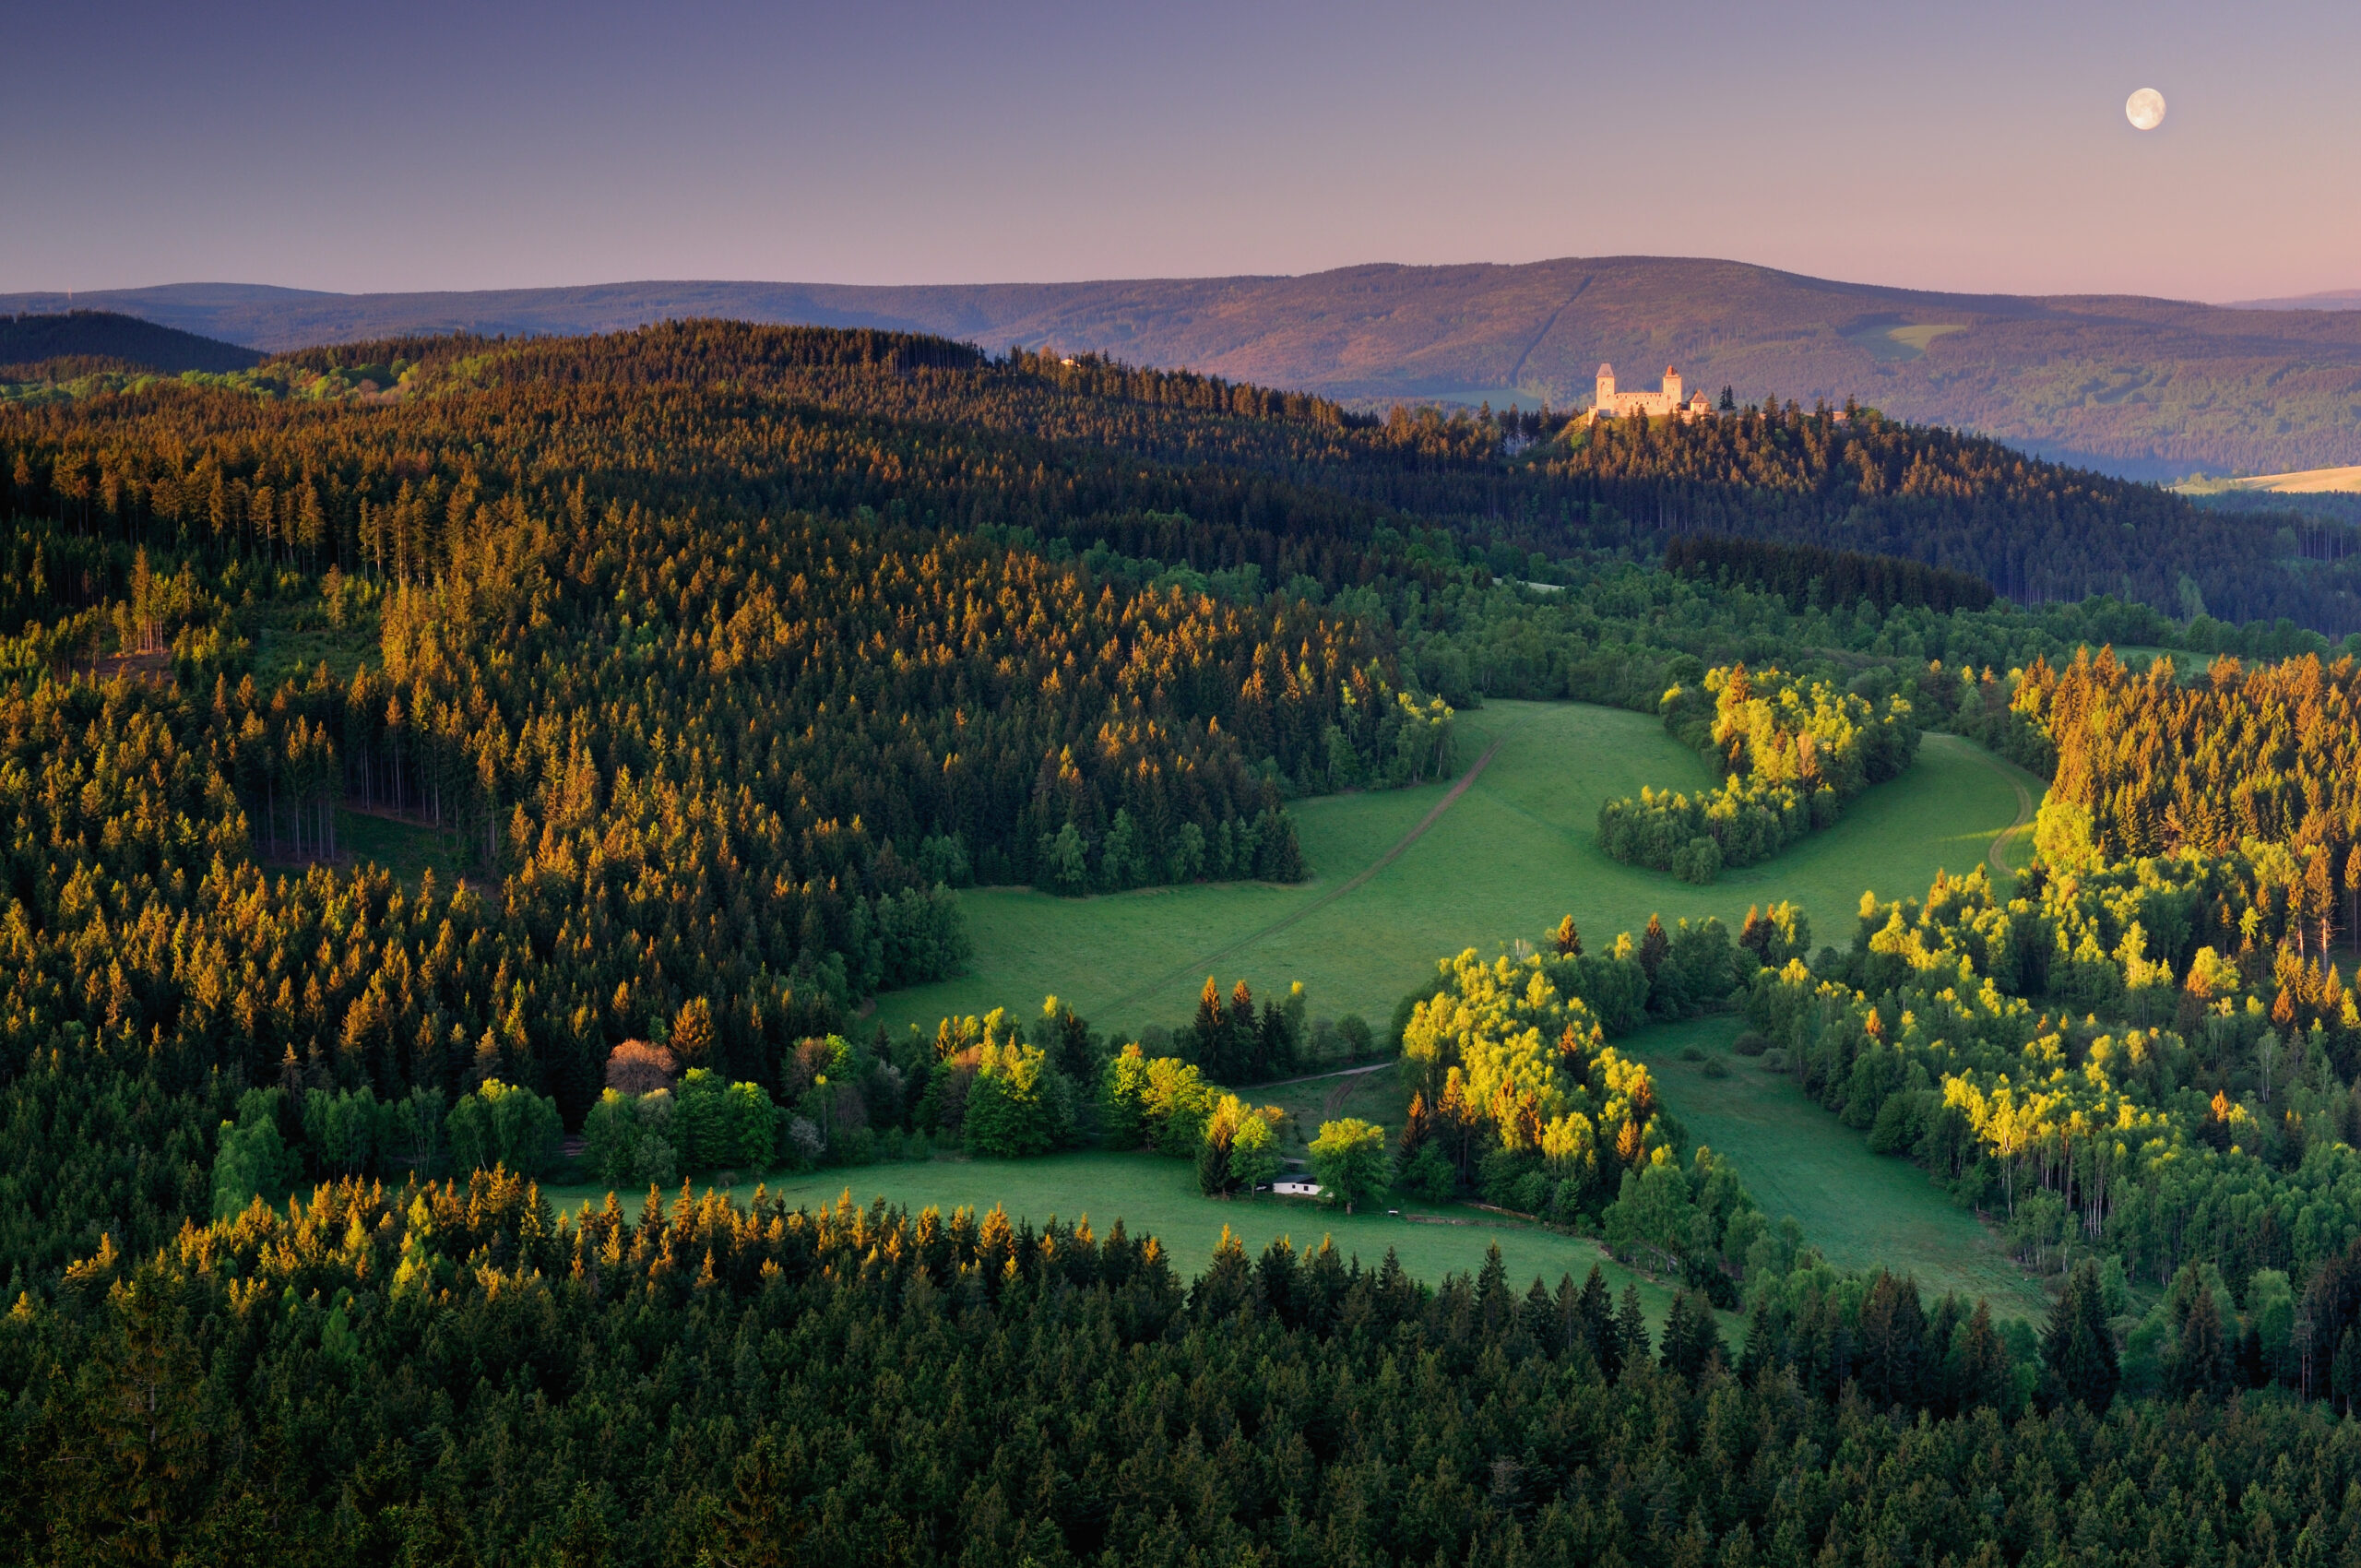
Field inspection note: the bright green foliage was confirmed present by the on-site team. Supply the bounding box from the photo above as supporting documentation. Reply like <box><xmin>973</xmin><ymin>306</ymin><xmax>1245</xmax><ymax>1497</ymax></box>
<box><xmin>582</xmin><ymin>1071</ymin><xmax>777</xmax><ymax>1187</ymax></box>
<box><xmin>445</xmin><ymin>1079</ymin><xmax>562</xmax><ymax>1177</ymax></box>
<box><xmin>298</xmin><ymin>1087</ymin><xmax>385</xmax><ymax>1177</ymax></box>
<box><xmin>582</xmin><ymin>1088</ymin><xmax>681</xmax><ymax>1189</ymax></box>
<box><xmin>1308</xmin><ymin>1117</ymin><xmax>1392</xmax><ymax>1211</ymax></box>
<box><xmin>1195</xmin><ymin>1094</ymin><xmax>1283</xmax><ymax>1196</ymax></box>
<box><xmin>1599</xmin><ymin>1144</ymin><xmax>1763</xmax><ymax>1306</ymax></box>
<box><xmin>1599</xmin><ymin>663</ymin><xmax>1921</xmax><ymax>881</ymax></box>
<box><xmin>1396</xmin><ymin>934</ymin><xmax>1717</xmax><ymax>1210</ymax></box>
<box><xmin>209</xmin><ymin>1090</ymin><xmax>302</xmax><ymax>1218</ymax></box>
<box><xmin>1100</xmin><ymin>1045</ymin><xmax>1217</xmax><ymax>1156</ymax></box>
<box><xmin>1743</xmin><ymin>853</ymin><xmax>2361</xmax><ymax>1289</ymax></box>
<box><xmin>962</xmin><ymin>1038</ymin><xmax>1073</xmax><ymax>1158</ymax></box>
<box><xmin>1225</xmin><ymin>1112</ymin><xmax>1280</xmax><ymax>1191</ymax></box>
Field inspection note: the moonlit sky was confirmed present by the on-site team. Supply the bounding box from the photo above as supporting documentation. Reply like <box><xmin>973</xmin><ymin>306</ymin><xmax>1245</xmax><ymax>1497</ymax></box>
<box><xmin>6</xmin><ymin>0</ymin><xmax>2355</xmax><ymax>301</ymax></box>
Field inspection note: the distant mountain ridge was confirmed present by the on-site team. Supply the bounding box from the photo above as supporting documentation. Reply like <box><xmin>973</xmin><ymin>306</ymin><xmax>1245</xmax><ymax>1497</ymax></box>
<box><xmin>2224</xmin><ymin>289</ymin><xmax>2361</xmax><ymax>312</ymax></box>
<box><xmin>10</xmin><ymin>258</ymin><xmax>2361</xmax><ymax>477</ymax></box>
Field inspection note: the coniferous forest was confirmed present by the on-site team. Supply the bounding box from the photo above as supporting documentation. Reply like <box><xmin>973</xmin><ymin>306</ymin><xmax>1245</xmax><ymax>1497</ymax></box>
<box><xmin>9</xmin><ymin>322</ymin><xmax>2361</xmax><ymax>1563</ymax></box>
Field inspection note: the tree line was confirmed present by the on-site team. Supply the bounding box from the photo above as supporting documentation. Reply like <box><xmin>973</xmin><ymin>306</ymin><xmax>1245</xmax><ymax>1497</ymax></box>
<box><xmin>15</xmin><ymin>1165</ymin><xmax>2361</xmax><ymax>1563</ymax></box>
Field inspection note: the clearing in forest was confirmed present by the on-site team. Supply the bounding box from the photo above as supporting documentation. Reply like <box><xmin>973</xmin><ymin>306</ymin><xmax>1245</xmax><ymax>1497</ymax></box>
<box><xmin>872</xmin><ymin>700</ymin><xmax>2035</xmax><ymax>1042</ymax></box>
<box><xmin>1623</xmin><ymin>1016</ymin><xmax>2054</xmax><ymax>1321</ymax></box>
<box><xmin>542</xmin><ymin>1147</ymin><xmax>1719</xmax><ymax>1328</ymax></box>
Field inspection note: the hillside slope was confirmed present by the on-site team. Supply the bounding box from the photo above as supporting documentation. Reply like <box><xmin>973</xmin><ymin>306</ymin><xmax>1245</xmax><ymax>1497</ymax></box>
<box><xmin>0</xmin><ymin>310</ymin><xmax>263</xmax><ymax>375</ymax></box>
<box><xmin>12</xmin><ymin>260</ymin><xmax>2361</xmax><ymax>476</ymax></box>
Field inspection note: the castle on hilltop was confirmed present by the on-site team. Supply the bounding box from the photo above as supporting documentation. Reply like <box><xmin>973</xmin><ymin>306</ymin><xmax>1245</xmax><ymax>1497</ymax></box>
<box><xmin>1587</xmin><ymin>363</ymin><xmax>1714</xmax><ymax>422</ymax></box>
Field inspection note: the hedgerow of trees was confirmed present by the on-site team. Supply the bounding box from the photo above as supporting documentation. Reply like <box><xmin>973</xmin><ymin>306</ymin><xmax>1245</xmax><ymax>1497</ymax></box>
<box><xmin>1597</xmin><ymin>662</ymin><xmax>1921</xmax><ymax>882</ymax></box>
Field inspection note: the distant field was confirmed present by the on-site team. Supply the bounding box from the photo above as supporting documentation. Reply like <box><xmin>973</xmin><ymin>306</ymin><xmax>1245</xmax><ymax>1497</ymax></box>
<box><xmin>872</xmin><ymin>701</ymin><xmax>2034</xmax><ymax>1045</ymax></box>
<box><xmin>540</xmin><ymin>1146</ymin><xmax>1719</xmax><ymax>1330</ymax></box>
<box><xmin>1623</xmin><ymin>1017</ymin><xmax>2052</xmax><ymax>1322</ymax></box>
<box><xmin>1847</xmin><ymin>322</ymin><xmax>1969</xmax><ymax>362</ymax></box>
<box><xmin>2174</xmin><ymin>465</ymin><xmax>2361</xmax><ymax>495</ymax></box>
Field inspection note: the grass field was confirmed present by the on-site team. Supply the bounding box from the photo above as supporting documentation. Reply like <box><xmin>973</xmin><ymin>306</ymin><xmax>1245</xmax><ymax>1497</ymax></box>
<box><xmin>540</xmin><ymin>1147</ymin><xmax>1721</xmax><ymax>1330</ymax></box>
<box><xmin>1621</xmin><ymin>1017</ymin><xmax>2052</xmax><ymax>1321</ymax></box>
<box><xmin>873</xmin><ymin>701</ymin><xmax>2036</xmax><ymax>1045</ymax></box>
<box><xmin>843</xmin><ymin>702</ymin><xmax>2049</xmax><ymax>1322</ymax></box>
<box><xmin>1847</xmin><ymin>323</ymin><xmax>1968</xmax><ymax>362</ymax></box>
<box><xmin>2173</xmin><ymin>464</ymin><xmax>2361</xmax><ymax>495</ymax></box>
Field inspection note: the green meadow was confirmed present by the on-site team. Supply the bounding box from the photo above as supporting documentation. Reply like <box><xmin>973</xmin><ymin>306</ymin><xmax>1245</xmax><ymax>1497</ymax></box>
<box><xmin>872</xmin><ymin>699</ymin><xmax>2037</xmax><ymax>1043</ymax></box>
<box><xmin>559</xmin><ymin>702</ymin><xmax>2048</xmax><ymax>1325</ymax></box>
<box><xmin>1623</xmin><ymin>1017</ymin><xmax>2053</xmax><ymax>1321</ymax></box>
<box><xmin>541</xmin><ymin>1144</ymin><xmax>1720</xmax><ymax>1331</ymax></box>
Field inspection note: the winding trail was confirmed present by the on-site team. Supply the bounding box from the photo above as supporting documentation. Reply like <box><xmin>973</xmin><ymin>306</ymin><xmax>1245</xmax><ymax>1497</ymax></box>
<box><xmin>1980</xmin><ymin>754</ymin><xmax>2037</xmax><ymax>884</ymax></box>
<box><xmin>1097</xmin><ymin>731</ymin><xmax>1510</xmax><ymax>1016</ymax></box>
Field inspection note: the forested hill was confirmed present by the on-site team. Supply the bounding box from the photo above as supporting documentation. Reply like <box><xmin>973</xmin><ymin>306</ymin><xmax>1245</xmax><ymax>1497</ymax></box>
<box><xmin>16</xmin><ymin>257</ymin><xmax>2361</xmax><ymax>475</ymax></box>
<box><xmin>9</xmin><ymin>322</ymin><xmax>2358</xmax><ymax>633</ymax></box>
<box><xmin>0</xmin><ymin>311</ymin><xmax>262</xmax><ymax>377</ymax></box>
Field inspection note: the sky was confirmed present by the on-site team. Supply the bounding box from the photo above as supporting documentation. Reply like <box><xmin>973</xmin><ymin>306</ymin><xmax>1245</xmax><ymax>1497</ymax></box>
<box><xmin>6</xmin><ymin>0</ymin><xmax>2355</xmax><ymax>302</ymax></box>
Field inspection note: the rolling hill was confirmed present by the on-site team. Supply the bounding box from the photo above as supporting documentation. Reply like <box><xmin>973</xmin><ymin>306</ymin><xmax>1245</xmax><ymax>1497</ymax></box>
<box><xmin>11</xmin><ymin>259</ymin><xmax>2361</xmax><ymax>477</ymax></box>
<box><xmin>0</xmin><ymin>309</ymin><xmax>264</xmax><ymax>376</ymax></box>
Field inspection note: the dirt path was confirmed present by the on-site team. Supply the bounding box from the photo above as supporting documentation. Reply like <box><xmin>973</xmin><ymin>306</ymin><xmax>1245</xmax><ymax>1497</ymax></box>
<box><xmin>1979</xmin><ymin>754</ymin><xmax>2037</xmax><ymax>883</ymax></box>
<box><xmin>1322</xmin><ymin>1065</ymin><xmax>1387</xmax><ymax>1118</ymax></box>
<box><xmin>1097</xmin><ymin>731</ymin><xmax>1511</xmax><ymax>1016</ymax></box>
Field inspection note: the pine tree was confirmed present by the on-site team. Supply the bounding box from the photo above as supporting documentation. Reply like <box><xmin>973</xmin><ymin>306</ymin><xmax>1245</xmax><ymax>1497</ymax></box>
<box><xmin>1579</xmin><ymin>1265</ymin><xmax>1619</xmax><ymax>1377</ymax></box>
<box><xmin>1616</xmin><ymin>1283</ymin><xmax>1651</xmax><ymax>1373</ymax></box>
<box><xmin>1639</xmin><ymin>913</ymin><xmax>1669</xmax><ymax>980</ymax></box>
<box><xmin>2043</xmin><ymin>1259</ymin><xmax>2120</xmax><ymax>1410</ymax></box>
<box><xmin>1660</xmin><ymin>1289</ymin><xmax>1719</xmax><ymax>1383</ymax></box>
<box><xmin>2165</xmin><ymin>1264</ymin><xmax>2233</xmax><ymax>1400</ymax></box>
<box><xmin>1192</xmin><ymin>978</ymin><xmax>1226</xmax><ymax>1072</ymax></box>
<box><xmin>1739</xmin><ymin>1300</ymin><xmax>1777</xmax><ymax>1385</ymax></box>
<box><xmin>1954</xmin><ymin>1301</ymin><xmax>2013</xmax><ymax>1413</ymax></box>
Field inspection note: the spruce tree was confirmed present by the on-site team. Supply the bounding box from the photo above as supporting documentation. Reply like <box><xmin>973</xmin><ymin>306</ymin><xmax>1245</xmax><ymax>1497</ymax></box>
<box><xmin>1579</xmin><ymin>1265</ymin><xmax>1619</xmax><ymax>1376</ymax></box>
<box><xmin>1660</xmin><ymin>1289</ymin><xmax>1719</xmax><ymax>1383</ymax></box>
<box><xmin>2043</xmin><ymin>1259</ymin><xmax>2120</xmax><ymax>1410</ymax></box>
<box><xmin>1616</xmin><ymin>1283</ymin><xmax>1651</xmax><ymax>1372</ymax></box>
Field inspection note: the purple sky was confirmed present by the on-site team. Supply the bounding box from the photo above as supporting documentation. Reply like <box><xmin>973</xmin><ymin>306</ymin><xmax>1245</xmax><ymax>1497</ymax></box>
<box><xmin>6</xmin><ymin>0</ymin><xmax>2355</xmax><ymax>301</ymax></box>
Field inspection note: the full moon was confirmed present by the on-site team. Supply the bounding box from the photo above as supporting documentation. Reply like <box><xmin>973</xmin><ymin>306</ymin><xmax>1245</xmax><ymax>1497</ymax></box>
<box><xmin>2126</xmin><ymin>88</ymin><xmax>2166</xmax><ymax>131</ymax></box>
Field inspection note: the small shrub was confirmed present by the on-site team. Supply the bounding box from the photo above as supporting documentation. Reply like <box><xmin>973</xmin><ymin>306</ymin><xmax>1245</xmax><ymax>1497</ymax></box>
<box><xmin>1732</xmin><ymin>1029</ymin><xmax>1770</xmax><ymax>1057</ymax></box>
<box><xmin>1701</xmin><ymin>1057</ymin><xmax>1730</xmax><ymax>1079</ymax></box>
<box><xmin>1678</xmin><ymin>1045</ymin><xmax>1706</xmax><ymax>1063</ymax></box>
<box><xmin>1760</xmin><ymin>1048</ymin><xmax>1790</xmax><ymax>1074</ymax></box>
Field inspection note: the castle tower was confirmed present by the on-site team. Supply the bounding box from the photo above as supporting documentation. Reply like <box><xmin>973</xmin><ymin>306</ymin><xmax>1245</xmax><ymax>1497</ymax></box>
<box><xmin>1662</xmin><ymin>366</ymin><xmax>1682</xmax><ymax>409</ymax></box>
<box><xmin>1596</xmin><ymin>362</ymin><xmax>1616</xmax><ymax>409</ymax></box>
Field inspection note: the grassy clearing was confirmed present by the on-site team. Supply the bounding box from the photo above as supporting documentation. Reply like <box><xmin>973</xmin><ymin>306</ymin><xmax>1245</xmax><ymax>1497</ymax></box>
<box><xmin>2172</xmin><ymin>464</ymin><xmax>2361</xmax><ymax>495</ymax></box>
<box><xmin>874</xmin><ymin>701</ymin><xmax>2030</xmax><ymax>1044</ymax></box>
<box><xmin>1621</xmin><ymin>1015</ymin><xmax>2052</xmax><ymax>1322</ymax></box>
<box><xmin>854</xmin><ymin>705</ymin><xmax>2039</xmax><ymax>1319</ymax></box>
<box><xmin>1259</xmin><ymin>1064</ymin><xmax>1407</xmax><ymax>1158</ymax></box>
<box><xmin>540</xmin><ymin>1147</ymin><xmax>1723</xmax><ymax>1333</ymax></box>
<box><xmin>249</xmin><ymin>609</ymin><xmax>379</xmax><ymax>683</ymax></box>
<box><xmin>334</xmin><ymin>809</ymin><xmax>470</xmax><ymax>890</ymax></box>
<box><xmin>1847</xmin><ymin>323</ymin><xmax>1968</xmax><ymax>362</ymax></box>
